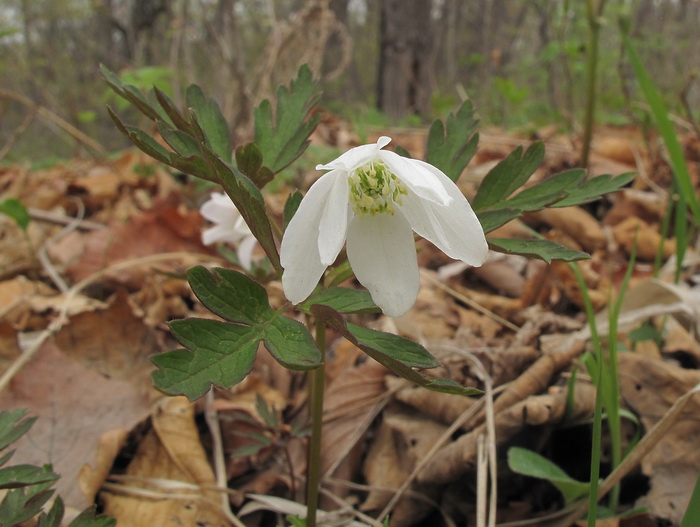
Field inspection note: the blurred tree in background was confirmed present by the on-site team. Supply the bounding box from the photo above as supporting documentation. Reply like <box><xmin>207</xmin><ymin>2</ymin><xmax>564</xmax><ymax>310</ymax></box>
<box><xmin>0</xmin><ymin>0</ymin><xmax>698</xmax><ymax>162</ymax></box>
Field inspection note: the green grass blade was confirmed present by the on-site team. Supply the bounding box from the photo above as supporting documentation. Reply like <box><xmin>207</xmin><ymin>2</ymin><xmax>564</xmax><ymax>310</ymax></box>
<box><xmin>622</xmin><ymin>30</ymin><xmax>700</xmax><ymax>232</ymax></box>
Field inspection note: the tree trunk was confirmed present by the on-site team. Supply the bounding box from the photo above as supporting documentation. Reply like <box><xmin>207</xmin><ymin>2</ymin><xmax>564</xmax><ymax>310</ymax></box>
<box><xmin>377</xmin><ymin>0</ymin><xmax>434</xmax><ymax>121</ymax></box>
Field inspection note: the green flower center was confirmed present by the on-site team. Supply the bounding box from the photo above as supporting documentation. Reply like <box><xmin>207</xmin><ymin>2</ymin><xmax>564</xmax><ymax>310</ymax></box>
<box><xmin>348</xmin><ymin>161</ymin><xmax>408</xmax><ymax>215</ymax></box>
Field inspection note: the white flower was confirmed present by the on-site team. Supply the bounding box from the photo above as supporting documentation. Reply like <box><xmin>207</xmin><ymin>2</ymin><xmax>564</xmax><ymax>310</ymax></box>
<box><xmin>280</xmin><ymin>136</ymin><xmax>488</xmax><ymax>317</ymax></box>
<box><xmin>200</xmin><ymin>192</ymin><xmax>257</xmax><ymax>270</ymax></box>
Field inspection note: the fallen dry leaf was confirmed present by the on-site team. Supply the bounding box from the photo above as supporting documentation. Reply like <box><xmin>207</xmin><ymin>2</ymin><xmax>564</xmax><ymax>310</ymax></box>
<box><xmin>101</xmin><ymin>396</ymin><xmax>231</xmax><ymax>526</ymax></box>
<box><xmin>0</xmin><ymin>340</ymin><xmax>153</xmax><ymax>509</ymax></box>
<box><xmin>618</xmin><ymin>352</ymin><xmax>700</xmax><ymax>525</ymax></box>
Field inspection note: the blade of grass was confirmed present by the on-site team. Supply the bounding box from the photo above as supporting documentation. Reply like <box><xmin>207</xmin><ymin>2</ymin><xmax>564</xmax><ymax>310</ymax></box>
<box><xmin>605</xmin><ymin>233</ymin><xmax>638</xmax><ymax>510</ymax></box>
<box><xmin>622</xmin><ymin>29</ymin><xmax>700</xmax><ymax>263</ymax></box>
<box><xmin>570</xmin><ymin>262</ymin><xmax>603</xmax><ymax>526</ymax></box>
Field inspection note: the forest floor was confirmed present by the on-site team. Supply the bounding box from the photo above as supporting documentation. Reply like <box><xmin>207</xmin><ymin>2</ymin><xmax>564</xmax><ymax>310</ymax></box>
<box><xmin>1</xmin><ymin>117</ymin><xmax>699</xmax><ymax>527</ymax></box>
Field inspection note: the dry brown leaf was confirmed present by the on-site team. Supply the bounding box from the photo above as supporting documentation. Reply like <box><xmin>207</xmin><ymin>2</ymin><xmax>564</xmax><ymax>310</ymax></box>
<box><xmin>612</xmin><ymin>217</ymin><xmax>675</xmax><ymax>260</ymax></box>
<box><xmin>618</xmin><ymin>352</ymin><xmax>700</xmax><ymax>525</ymax></box>
<box><xmin>322</xmin><ymin>360</ymin><xmax>388</xmax><ymax>479</ymax></box>
<box><xmin>53</xmin><ymin>288</ymin><xmax>160</xmax><ymax>389</ymax></box>
<box><xmin>0</xmin><ymin>275</ymin><xmax>56</xmax><ymax>329</ymax></box>
<box><xmin>361</xmin><ymin>407</ymin><xmax>445</xmax><ymax>526</ymax></box>
<box><xmin>387</xmin><ymin>375</ymin><xmax>477</xmax><ymax>425</ymax></box>
<box><xmin>48</xmin><ymin>192</ymin><xmax>209</xmax><ymax>284</ymax></box>
<box><xmin>0</xmin><ymin>341</ymin><xmax>153</xmax><ymax>509</ymax></box>
<box><xmin>102</xmin><ymin>396</ymin><xmax>231</xmax><ymax>526</ymax></box>
<box><xmin>528</xmin><ymin>206</ymin><xmax>606</xmax><ymax>252</ymax></box>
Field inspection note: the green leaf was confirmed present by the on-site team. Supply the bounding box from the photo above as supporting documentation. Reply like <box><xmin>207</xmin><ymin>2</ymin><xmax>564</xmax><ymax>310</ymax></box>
<box><xmin>36</xmin><ymin>496</ymin><xmax>64</xmax><ymax>527</ymax></box>
<box><xmin>187</xmin><ymin>267</ymin><xmax>270</xmax><ymax>325</ymax></box>
<box><xmin>263</xmin><ymin>316</ymin><xmax>321</xmax><ymax>370</ymax></box>
<box><xmin>153</xmin><ymin>320</ymin><xmax>258</xmax><ymax>400</ymax></box>
<box><xmin>0</xmin><ymin>480</ymin><xmax>55</xmax><ymax>526</ymax></box>
<box><xmin>0</xmin><ymin>410</ymin><xmax>35</xmax><ymax>453</ymax></box>
<box><xmin>67</xmin><ymin>506</ymin><xmax>116</xmax><ymax>527</ymax></box>
<box><xmin>312</xmin><ymin>305</ymin><xmax>481</xmax><ymax>395</ymax></box>
<box><xmin>489</xmin><ymin>238</ymin><xmax>589</xmax><ymax>263</ymax></box>
<box><xmin>203</xmin><ymin>151</ymin><xmax>282</xmax><ymax>275</ymax></box>
<box><xmin>154</xmin><ymin>267</ymin><xmax>321</xmax><ymax>399</ymax></box>
<box><xmin>299</xmin><ymin>287</ymin><xmax>379</xmax><ymax>315</ymax></box>
<box><xmin>472</xmin><ymin>142</ymin><xmax>545</xmax><ymax>210</ymax></box>
<box><xmin>156</xmin><ymin>122</ymin><xmax>200</xmax><ymax>158</ymax></box>
<box><xmin>283</xmin><ymin>190</ymin><xmax>303</xmax><ymax>229</ymax></box>
<box><xmin>0</xmin><ymin>199</ymin><xmax>30</xmax><ymax>231</ymax></box>
<box><xmin>622</xmin><ymin>30</ymin><xmax>700</xmax><ymax>228</ymax></box>
<box><xmin>553</xmin><ymin>172</ymin><xmax>635</xmax><ymax>208</ymax></box>
<box><xmin>681</xmin><ymin>468</ymin><xmax>700</xmax><ymax>527</ymax></box>
<box><xmin>0</xmin><ymin>465</ymin><xmax>60</xmax><ymax>490</ymax></box>
<box><xmin>153</xmin><ymin>86</ymin><xmax>191</xmax><ymax>132</ymax></box>
<box><xmin>476</xmin><ymin>208</ymin><xmax>522</xmax><ymax>234</ymax></box>
<box><xmin>427</xmin><ymin>100</ymin><xmax>480</xmax><ymax>182</ymax></box>
<box><xmin>506</xmin><ymin>169</ymin><xmax>586</xmax><ymax>211</ymax></box>
<box><xmin>508</xmin><ymin>447</ymin><xmax>589</xmax><ymax>504</ymax></box>
<box><xmin>122</xmin><ymin>125</ymin><xmax>172</xmax><ymax>165</ymax></box>
<box><xmin>186</xmin><ymin>84</ymin><xmax>232</xmax><ymax>163</ymax></box>
<box><xmin>254</xmin><ymin>64</ymin><xmax>321</xmax><ymax>174</ymax></box>
<box><xmin>235</xmin><ymin>142</ymin><xmax>274</xmax><ymax>188</ymax></box>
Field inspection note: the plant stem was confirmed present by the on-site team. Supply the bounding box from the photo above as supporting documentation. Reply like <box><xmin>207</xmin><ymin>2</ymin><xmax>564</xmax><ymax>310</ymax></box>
<box><xmin>581</xmin><ymin>0</ymin><xmax>606</xmax><ymax>168</ymax></box>
<box><xmin>570</xmin><ymin>263</ymin><xmax>602</xmax><ymax>525</ymax></box>
<box><xmin>306</xmin><ymin>320</ymin><xmax>326</xmax><ymax>527</ymax></box>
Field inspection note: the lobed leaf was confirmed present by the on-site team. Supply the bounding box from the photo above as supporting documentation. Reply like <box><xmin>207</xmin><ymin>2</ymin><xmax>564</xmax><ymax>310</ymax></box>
<box><xmin>254</xmin><ymin>65</ymin><xmax>321</xmax><ymax>174</ymax></box>
<box><xmin>505</xmin><ymin>169</ymin><xmax>585</xmax><ymax>211</ymax></box>
<box><xmin>0</xmin><ymin>410</ymin><xmax>36</xmax><ymax>454</ymax></box>
<box><xmin>187</xmin><ymin>266</ymin><xmax>270</xmax><ymax>325</ymax></box>
<box><xmin>489</xmin><ymin>238</ymin><xmax>589</xmax><ymax>263</ymax></box>
<box><xmin>0</xmin><ymin>465</ymin><xmax>60</xmax><ymax>490</ymax></box>
<box><xmin>553</xmin><ymin>172</ymin><xmax>635</xmax><ymax>208</ymax></box>
<box><xmin>299</xmin><ymin>287</ymin><xmax>380</xmax><ymax>315</ymax></box>
<box><xmin>186</xmin><ymin>84</ymin><xmax>232</xmax><ymax>163</ymax></box>
<box><xmin>154</xmin><ymin>320</ymin><xmax>259</xmax><ymax>400</ymax></box>
<box><xmin>472</xmin><ymin>142</ymin><xmax>545</xmax><ymax>210</ymax></box>
<box><xmin>312</xmin><ymin>305</ymin><xmax>481</xmax><ymax>395</ymax></box>
<box><xmin>426</xmin><ymin>100</ymin><xmax>480</xmax><ymax>182</ymax></box>
<box><xmin>154</xmin><ymin>267</ymin><xmax>321</xmax><ymax>399</ymax></box>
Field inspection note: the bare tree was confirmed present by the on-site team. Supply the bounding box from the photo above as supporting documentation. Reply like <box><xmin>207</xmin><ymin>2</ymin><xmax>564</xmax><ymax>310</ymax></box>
<box><xmin>376</xmin><ymin>0</ymin><xmax>435</xmax><ymax>121</ymax></box>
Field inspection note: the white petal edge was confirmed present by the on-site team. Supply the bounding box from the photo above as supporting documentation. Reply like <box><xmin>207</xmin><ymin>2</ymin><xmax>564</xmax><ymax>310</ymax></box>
<box><xmin>315</xmin><ymin>136</ymin><xmax>392</xmax><ymax>172</ymax></box>
<box><xmin>378</xmin><ymin>150</ymin><xmax>452</xmax><ymax>206</ymax></box>
<box><xmin>237</xmin><ymin>235</ymin><xmax>257</xmax><ymax>271</ymax></box>
<box><xmin>200</xmin><ymin>192</ymin><xmax>236</xmax><ymax>223</ymax></box>
<box><xmin>400</xmin><ymin>159</ymin><xmax>488</xmax><ymax>266</ymax></box>
<box><xmin>280</xmin><ymin>171</ymin><xmax>339</xmax><ymax>304</ymax></box>
<box><xmin>346</xmin><ymin>212</ymin><xmax>420</xmax><ymax>317</ymax></box>
<box><xmin>318</xmin><ymin>170</ymin><xmax>351</xmax><ymax>265</ymax></box>
<box><xmin>202</xmin><ymin>223</ymin><xmax>243</xmax><ymax>245</ymax></box>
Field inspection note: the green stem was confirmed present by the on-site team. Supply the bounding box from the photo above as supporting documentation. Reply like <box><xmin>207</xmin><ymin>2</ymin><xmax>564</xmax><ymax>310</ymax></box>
<box><xmin>581</xmin><ymin>0</ymin><xmax>606</xmax><ymax>168</ymax></box>
<box><xmin>306</xmin><ymin>320</ymin><xmax>326</xmax><ymax>527</ymax></box>
<box><xmin>570</xmin><ymin>263</ymin><xmax>602</xmax><ymax>525</ymax></box>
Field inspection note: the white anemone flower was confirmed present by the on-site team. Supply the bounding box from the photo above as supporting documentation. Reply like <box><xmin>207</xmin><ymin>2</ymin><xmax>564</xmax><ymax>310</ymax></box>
<box><xmin>280</xmin><ymin>136</ymin><xmax>488</xmax><ymax>317</ymax></box>
<box><xmin>200</xmin><ymin>192</ymin><xmax>257</xmax><ymax>270</ymax></box>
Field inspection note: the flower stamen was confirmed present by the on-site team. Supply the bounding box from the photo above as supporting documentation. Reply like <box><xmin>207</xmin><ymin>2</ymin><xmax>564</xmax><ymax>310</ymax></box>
<box><xmin>349</xmin><ymin>161</ymin><xmax>408</xmax><ymax>215</ymax></box>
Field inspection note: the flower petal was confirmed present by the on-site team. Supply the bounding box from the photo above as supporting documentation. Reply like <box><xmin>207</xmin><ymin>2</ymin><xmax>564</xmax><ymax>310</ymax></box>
<box><xmin>400</xmin><ymin>160</ymin><xmax>488</xmax><ymax>266</ymax></box>
<box><xmin>202</xmin><ymin>223</ymin><xmax>243</xmax><ymax>245</ymax></box>
<box><xmin>316</xmin><ymin>136</ymin><xmax>392</xmax><ymax>172</ymax></box>
<box><xmin>200</xmin><ymin>192</ymin><xmax>236</xmax><ymax>223</ymax></box>
<box><xmin>318</xmin><ymin>170</ymin><xmax>351</xmax><ymax>265</ymax></box>
<box><xmin>378</xmin><ymin>151</ymin><xmax>452</xmax><ymax>206</ymax></box>
<box><xmin>237</xmin><ymin>235</ymin><xmax>258</xmax><ymax>270</ymax></box>
<box><xmin>346</xmin><ymin>212</ymin><xmax>420</xmax><ymax>317</ymax></box>
<box><xmin>281</xmin><ymin>171</ymin><xmax>339</xmax><ymax>304</ymax></box>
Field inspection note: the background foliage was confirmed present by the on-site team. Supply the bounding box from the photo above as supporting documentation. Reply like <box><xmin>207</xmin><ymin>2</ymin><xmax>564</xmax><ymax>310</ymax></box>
<box><xmin>1</xmin><ymin>0</ymin><xmax>699</xmax><ymax>163</ymax></box>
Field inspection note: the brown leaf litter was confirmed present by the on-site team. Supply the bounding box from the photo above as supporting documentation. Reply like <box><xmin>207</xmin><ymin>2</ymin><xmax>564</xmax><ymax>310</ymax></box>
<box><xmin>1</xmin><ymin>123</ymin><xmax>700</xmax><ymax>526</ymax></box>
